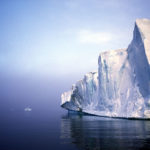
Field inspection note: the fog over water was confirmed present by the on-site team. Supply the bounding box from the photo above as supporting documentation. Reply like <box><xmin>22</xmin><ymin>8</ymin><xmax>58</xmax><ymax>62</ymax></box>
<box><xmin>0</xmin><ymin>73</ymin><xmax>75</xmax><ymax>113</ymax></box>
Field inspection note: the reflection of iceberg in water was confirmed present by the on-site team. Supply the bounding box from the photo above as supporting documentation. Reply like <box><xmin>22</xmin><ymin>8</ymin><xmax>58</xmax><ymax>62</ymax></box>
<box><xmin>60</xmin><ymin>113</ymin><xmax>150</xmax><ymax>150</ymax></box>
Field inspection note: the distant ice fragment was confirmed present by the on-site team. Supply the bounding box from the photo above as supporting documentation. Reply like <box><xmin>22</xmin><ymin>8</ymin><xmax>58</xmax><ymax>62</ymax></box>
<box><xmin>24</xmin><ymin>106</ymin><xmax>32</xmax><ymax>112</ymax></box>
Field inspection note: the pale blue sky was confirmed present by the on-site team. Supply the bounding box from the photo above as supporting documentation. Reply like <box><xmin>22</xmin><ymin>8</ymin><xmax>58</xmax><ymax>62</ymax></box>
<box><xmin>0</xmin><ymin>0</ymin><xmax>150</xmax><ymax>78</ymax></box>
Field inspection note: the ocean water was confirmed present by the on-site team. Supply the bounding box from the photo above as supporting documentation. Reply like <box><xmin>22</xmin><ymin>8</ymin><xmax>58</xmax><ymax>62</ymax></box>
<box><xmin>1</xmin><ymin>75</ymin><xmax>150</xmax><ymax>150</ymax></box>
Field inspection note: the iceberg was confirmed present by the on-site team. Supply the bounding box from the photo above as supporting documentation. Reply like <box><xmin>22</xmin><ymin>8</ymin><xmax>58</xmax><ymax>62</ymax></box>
<box><xmin>24</xmin><ymin>106</ymin><xmax>32</xmax><ymax>112</ymax></box>
<box><xmin>61</xmin><ymin>18</ymin><xmax>150</xmax><ymax>119</ymax></box>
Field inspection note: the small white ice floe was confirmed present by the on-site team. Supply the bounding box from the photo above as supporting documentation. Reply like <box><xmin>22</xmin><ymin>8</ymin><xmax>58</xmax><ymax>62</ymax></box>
<box><xmin>24</xmin><ymin>106</ymin><xmax>32</xmax><ymax>112</ymax></box>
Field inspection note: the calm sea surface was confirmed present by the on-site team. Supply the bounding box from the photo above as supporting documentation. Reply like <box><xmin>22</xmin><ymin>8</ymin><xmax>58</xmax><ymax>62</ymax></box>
<box><xmin>1</xmin><ymin>106</ymin><xmax>150</xmax><ymax>150</ymax></box>
<box><xmin>1</xmin><ymin>76</ymin><xmax>150</xmax><ymax>150</ymax></box>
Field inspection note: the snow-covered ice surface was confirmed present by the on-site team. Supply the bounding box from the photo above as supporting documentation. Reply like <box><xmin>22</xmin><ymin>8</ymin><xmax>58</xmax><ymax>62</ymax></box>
<box><xmin>61</xmin><ymin>18</ymin><xmax>150</xmax><ymax>119</ymax></box>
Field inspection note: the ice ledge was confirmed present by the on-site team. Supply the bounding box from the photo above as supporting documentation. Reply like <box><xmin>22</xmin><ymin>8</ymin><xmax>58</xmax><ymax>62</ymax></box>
<box><xmin>78</xmin><ymin>109</ymin><xmax>150</xmax><ymax>120</ymax></box>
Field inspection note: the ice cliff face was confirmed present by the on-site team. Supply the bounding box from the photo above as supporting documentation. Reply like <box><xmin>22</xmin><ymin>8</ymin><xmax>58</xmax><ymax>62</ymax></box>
<box><xmin>61</xmin><ymin>72</ymin><xmax>98</xmax><ymax>111</ymax></box>
<box><xmin>61</xmin><ymin>18</ymin><xmax>150</xmax><ymax>119</ymax></box>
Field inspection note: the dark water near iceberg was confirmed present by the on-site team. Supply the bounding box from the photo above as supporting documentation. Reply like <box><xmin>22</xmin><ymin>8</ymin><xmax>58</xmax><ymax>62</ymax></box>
<box><xmin>1</xmin><ymin>75</ymin><xmax>150</xmax><ymax>150</ymax></box>
<box><xmin>1</xmin><ymin>110</ymin><xmax>150</xmax><ymax>150</ymax></box>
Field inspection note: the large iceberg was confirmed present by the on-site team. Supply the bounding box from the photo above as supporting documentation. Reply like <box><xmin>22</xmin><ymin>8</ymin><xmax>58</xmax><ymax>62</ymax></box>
<box><xmin>61</xmin><ymin>19</ymin><xmax>150</xmax><ymax>119</ymax></box>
